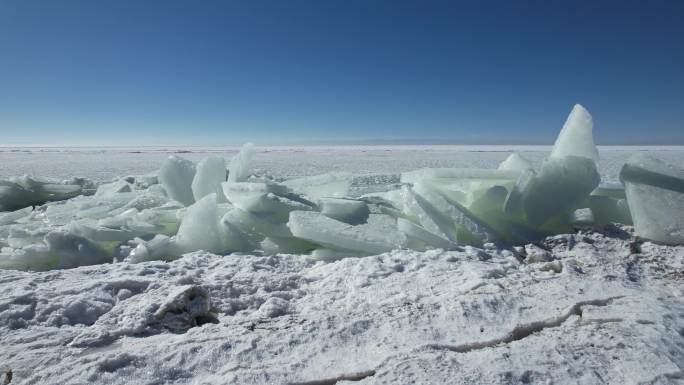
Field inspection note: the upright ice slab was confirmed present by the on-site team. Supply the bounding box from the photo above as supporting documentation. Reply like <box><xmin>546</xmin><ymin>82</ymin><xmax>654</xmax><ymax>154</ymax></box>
<box><xmin>550</xmin><ymin>104</ymin><xmax>599</xmax><ymax>163</ymax></box>
<box><xmin>175</xmin><ymin>194</ymin><xmax>247</xmax><ymax>254</ymax></box>
<box><xmin>518</xmin><ymin>104</ymin><xmax>601</xmax><ymax>227</ymax></box>
<box><xmin>228</xmin><ymin>143</ymin><xmax>254</xmax><ymax>183</ymax></box>
<box><xmin>620</xmin><ymin>154</ymin><xmax>684</xmax><ymax>244</ymax></box>
<box><xmin>521</xmin><ymin>156</ymin><xmax>600</xmax><ymax>226</ymax></box>
<box><xmin>159</xmin><ymin>156</ymin><xmax>196</xmax><ymax>207</ymax></box>
<box><xmin>192</xmin><ymin>156</ymin><xmax>227</xmax><ymax>201</ymax></box>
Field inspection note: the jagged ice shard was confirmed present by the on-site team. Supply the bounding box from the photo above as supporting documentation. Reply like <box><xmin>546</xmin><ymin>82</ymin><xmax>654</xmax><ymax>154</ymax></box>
<box><xmin>550</xmin><ymin>104</ymin><xmax>599</xmax><ymax>163</ymax></box>
<box><xmin>1</xmin><ymin>103</ymin><xmax>683</xmax><ymax>271</ymax></box>
<box><xmin>159</xmin><ymin>155</ymin><xmax>196</xmax><ymax>206</ymax></box>
<box><xmin>192</xmin><ymin>156</ymin><xmax>227</xmax><ymax>201</ymax></box>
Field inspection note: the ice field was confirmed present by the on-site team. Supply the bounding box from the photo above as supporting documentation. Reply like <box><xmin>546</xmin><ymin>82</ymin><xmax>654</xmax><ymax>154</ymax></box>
<box><xmin>2</xmin><ymin>105</ymin><xmax>684</xmax><ymax>384</ymax></box>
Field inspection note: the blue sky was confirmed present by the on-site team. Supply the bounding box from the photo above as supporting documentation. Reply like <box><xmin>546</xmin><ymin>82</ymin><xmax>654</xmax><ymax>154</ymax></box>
<box><xmin>0</xmin><ymin>0</ymin><xmax>682</xmax><ymax>146</ymax></box>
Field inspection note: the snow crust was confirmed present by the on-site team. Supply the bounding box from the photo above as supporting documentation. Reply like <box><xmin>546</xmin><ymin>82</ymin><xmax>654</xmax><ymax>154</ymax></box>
<box><xmin>1</xmin><ymin>227</ymin><xmax>684</xmax><ymax>384</ymax></box>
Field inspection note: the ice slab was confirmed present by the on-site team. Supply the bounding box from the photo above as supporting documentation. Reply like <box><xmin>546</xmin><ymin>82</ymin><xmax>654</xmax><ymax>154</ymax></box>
<box><xmin>128</xmin><ymin>234</ymin><xmax>176</xmax><ymax>263</ymax></box>
<box><xmin>318</xmin><ymin>198</ymin><xmax>370</xmax><ymax>225</ymax></box>
<box><xmin>159</xmin><ymin>156</ymin><xmax>196</xmax><ymax>206</ymax></box>
<box><xmin>412</xmin><ymin>183</ymin><xmax>501</xmax><ymax>245</ymax></box>
<box><xmin>287</xmin><ymin>211</ymin><xmax>406</xmax><ymax>254</ymax></box>
<box><xmin>591</xmin><ymin>182</ymin><xmax>627</xmax><ymax>200</ymax></box>
<box><xmin>45</xmin><ymin>230</ymin><xmax>111</xmax><ymax>269</ymax></box>
<box><xmin>0</xmin><ymin>207</ymin><xmax>33</xmax><ymax>226</ymax></box>
<box><xmin>587</xmin><ymin>196</ymin><xmax>632</xmax><ymax>226</ymax></box>
<box><xmin>283</xmin><ymin>172</ymin><xmax>352</xmax><ymax>200</ymax></box>
<box><xmin>397</xmin><ymin>217</ymin><xmax>459</xmax><ymax>251</ymax></box>
<box><xmin>521</xmin><ymin>156</ymin><xmax>600</xmax><ymax>227</ymax></box>
<box><xmin>0</xmin><ymin>244</ymin><xmax>53</xmax><ymax>271</ymax></box>
<box><xmin>620</xmin><ymin>154</ymin><xmax>684</xmax><ymax>244</ymax></box>
<box><xmin>192</xmin><ymin>156</ymin><xmax>227</xmax><ymax>201</ymax></box>
<box><xmin>401</xmin><ymin>168</ymin><xmax>520</xmax><ymax>185</ymax></box>
<box><xmin>0</xmin><ymin>177</ymin><xmax>83</xmax><ymax>212</ymax></box>
<box><xmin>222</xmin><ymin>182</ymin><xmax>315</xmax><ymax>222</ymax></box>
<box><xmin>95</xmin><ymin>180</ymin><xmax>133</xmax><ymax>196</ymax></box>
<box><xmin>221</xmin><ymin>208</ymin><xmax>292</xmax><ymax>242</ymax></box>
<box><xmin>550</xmin><ymin>104</ymin><xmax>599</xmax><ymax>163</ymax></box>
<box><xmin>498</xmin><ymin>153</ymin><xmax>533</xmax><ymax>172</ymax></box>
<box><xmin>228</xmin><ymin>143</ymin><xmax>254</xmax><ymax>183</ymax></box>
<box><xmin>175</xmin><ymin>194</ymin><xmax>244</xmax><ymax>254</ymax></box>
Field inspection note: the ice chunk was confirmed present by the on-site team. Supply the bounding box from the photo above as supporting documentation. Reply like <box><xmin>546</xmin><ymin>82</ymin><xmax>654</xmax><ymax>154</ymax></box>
<box><xmin>134</xmin><ymin>174</ymin><xmax>159</xmax><ymax>188</ymax></box>
<box><xmin>260</xmin><ymin>236</ymin><xmax>317</xmax><ymax>255</ymax></box>
<box><xmin>0</xmin><ymin>207</ymin><xmax>33</xmax><ymax>226</ymax></box>
<box><xmin>318</xmin><ymin>198</ymin><xmax>370</xmax><ymax>225</ymax></box>
<box><xmin>498</xmin><ymin>153</ymin><xmax>533</xmax><ymax>172</ymax></box>
<box><xmin>591</xmin><ymin>182</ymin><xmax>627</xmax><ymax>199</ymax></box>
<box><xmin>128</xmin><ymin>234</ymin><xmax>177</xmax><ymax>263</ymax></box>
<box><xmin>571</xmin><ymin>208</ymin><xmax>595</xmax><ymax>227</ymax></box>
<box><xmin>228</xmin><ymin>143</ymin><xmax>254</xmax><ymax>183</ymax></box>
<box><xmin>283</xmin><ymin>172</ymin><xmax>352</xmax><ymax>199</ymax></box>
<box><xmin>175</xmin><ymin>194</ymin><xmax>247</xmax><ymax>254</ymax></box>
<box><xmin>412</xmin><ymin>183</ymin><xmax>501</xmax><ymax>245</ymax></box>
<box><xmin>0</xmin><ymin>181</ymin><xmax>30</xmax><ymax>212</ymax></box>
<box><xmin>95</xmin><ymin>179</ymin><xmax>133</xmax><ymax>196</ymax></box>
<box><xmin>120</xmin><ymin>191</ymin><xmax>169</xmax><ymax>212</ymax></box>
<box><xmin>0</xmin><ymin>244</ymin><xmax>53</xmax><ymax>271</ymax></box>
<box><xmin>550</xmin><ymin>104</ymin><xmax>599</xmax><ymax>163</ymax></box>
<box><xmin>587</xmin><ymin>196</ymin><xmax>632</xmax><ymax>226</ymax></box>
<box><xmin>8</xmin><ymin>224</ymin><xmax>49</xmax><ymax>248</ymax></box>
<box><xmin>138</xmin><ymin>207</ymin><xmax>182</xmax><ymax>235</ymax></box>
<box><xmin>45</xmin><ymin>230</ymin><xmax>111</xmax><ymax>269</ymax></box>
<box><xmin>67</xmin><ymin>220</ymin><xmax>138</xmax><ymax>242</ymax></box>
<box><xmin>401</xmin><ymin>168</ymin><xmax>520</xmax><ymax>185</ymax></box>
<box><xmin>221</xmin><ymin>208</ymin><xmax>292</xmax><ymax>242</ymax></box>
<box><xmin>389</xmin><ymin>185</ymin><xmax>455</xmax><ymax>241</ymax></box>
<box><xmin>221</xmin><ymin>182</ymin><xmax>315</xmax><ymax>222</ymax></box>
<box><xmin>287</xmin><ymin>211</ymin><xmax>405</xmax><ymax>254</ymax></box>
<box><xmin>521</xmin><ymin>156</ymin><xmax>600</xmax><ymax>226</ymax></box>
<box><xmin>0</xmin><ymin>177</ymin><xmax>83</xmax><ymax>212</ymax></box>
<box><xmin>159</xmin><ymin>156</ymin><xmax>196</xmax><ymax>206</ymax></box>
<box><xmin>397</xmin><ymin>218</ymin><xmax>459</xmax><ymax>250</ymax></box>
<box><xmin>620</xmin><ymin>154</ymin><xmax>684</xmax><ymax>244</ymax></box>
<box><xmin>192</xmin><ymin>156</ymin><xmax>227</xmax><ymax>201</ymax></box>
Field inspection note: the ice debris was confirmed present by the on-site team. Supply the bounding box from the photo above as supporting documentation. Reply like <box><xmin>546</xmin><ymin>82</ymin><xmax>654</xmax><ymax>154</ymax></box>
<box><xmin>1</xmin><ymin>105</ymin><xmax>682</xmax><ymax>271</ymax></box>
<box><xmin>0</xmin><ymin>176</ymin><xmax>89</xmax><ymax>212</ymax></box>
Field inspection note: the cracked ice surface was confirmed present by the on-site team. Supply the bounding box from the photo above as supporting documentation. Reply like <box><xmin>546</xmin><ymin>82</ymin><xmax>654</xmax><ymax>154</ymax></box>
<box><xmin>1</xmin><ymin>227</ymin><xmax>684</xmax><ymax>384</ymax></box>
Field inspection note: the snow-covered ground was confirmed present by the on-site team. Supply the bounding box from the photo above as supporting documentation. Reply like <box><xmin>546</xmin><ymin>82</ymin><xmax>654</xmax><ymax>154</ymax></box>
<box><xmin>2</xmin><ymin>145</ymin><xmax>684</xmax><ymax>384</ymax></box>
<box><xmin>2</xmin><ymin>226</ymin><xmax>684</xmax><ymax>384</ymax></box>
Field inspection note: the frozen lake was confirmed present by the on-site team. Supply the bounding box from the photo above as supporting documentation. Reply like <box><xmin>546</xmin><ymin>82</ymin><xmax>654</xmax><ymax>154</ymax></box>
<box><xmin>2</xmin><ymin>145</ymin><xmax>683</xmax><ymax>196</ymax></box>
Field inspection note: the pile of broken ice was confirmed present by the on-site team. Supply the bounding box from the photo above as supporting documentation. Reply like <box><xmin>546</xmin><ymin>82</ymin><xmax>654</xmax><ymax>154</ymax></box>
<box><xmin>1</xmin><ymin>105</ymin><xmax>683</xmax><ymax>270</ymax></box>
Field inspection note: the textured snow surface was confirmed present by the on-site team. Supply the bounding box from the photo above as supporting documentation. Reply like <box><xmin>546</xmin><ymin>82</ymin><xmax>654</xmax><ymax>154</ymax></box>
<box><xmin>1</xmin><ymin>226</ymin><xmax>684</xmax><ymax>384</ymax></box>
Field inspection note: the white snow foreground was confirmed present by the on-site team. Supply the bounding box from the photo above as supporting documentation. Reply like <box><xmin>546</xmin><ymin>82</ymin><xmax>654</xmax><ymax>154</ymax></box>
<box><xmin>1</xmin><ymin>227</ymin><xmax>684</xmax><ymax>384</ymax></box>
<box><xmin>1</xmin><ymin>104</ymin><xmax>683</xmax><ymax>272</ymax></box>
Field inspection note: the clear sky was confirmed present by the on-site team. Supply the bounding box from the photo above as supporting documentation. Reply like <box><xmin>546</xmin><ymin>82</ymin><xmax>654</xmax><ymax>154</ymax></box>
<box><xmin>0</xmin><ymin>0</ymin><xmax>682</xmax><ymax>146</ymax></box>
